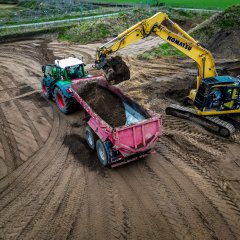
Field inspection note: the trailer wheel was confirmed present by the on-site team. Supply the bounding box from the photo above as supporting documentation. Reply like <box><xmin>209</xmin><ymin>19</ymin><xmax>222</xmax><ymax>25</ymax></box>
<box><xmin>41</xmin><ymin>81</ymin><xmax>51</xmax><ymax>99</ymax></box>
<box><xmin>85</xmin><ymin>126</ymin><xmax>98</xmax><ymax>150</ymax></box>
<box><xmin>96</xmin><ymin>140</ymin><xmax>109</xmax><ymax>166</ymax></box>
<box><xmin>54</xmin><ymin>87</ymin><xmax>75</xmax><ymax>114</ymax></box>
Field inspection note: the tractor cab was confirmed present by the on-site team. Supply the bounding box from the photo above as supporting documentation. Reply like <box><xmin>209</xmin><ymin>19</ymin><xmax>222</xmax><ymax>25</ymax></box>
<box><xmin>194</xmin><ymin>76</ymin><xmax>240</xmax><ymax>113</ymax></box>
<box><xmin>41</xmin><ymin>57</ymin><xmax>102</xmax><ymax>114</ymax></box>
<box><xmin>55</xmin><ymin>57</ymin><xmax>88</xmax><ymax>80</ymax></box>
<box><xmin>42</xmin><ymin>57</ymin><xmax>87</xmax><ymax>82</ymax></box>
<box><xmin>41</xmin><ymin>57</ymin><xmax>88</xmax><ymax>111</ymax></box>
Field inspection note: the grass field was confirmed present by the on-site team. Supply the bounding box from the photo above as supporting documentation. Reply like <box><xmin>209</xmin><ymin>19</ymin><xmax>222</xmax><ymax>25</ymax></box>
<box><xmin>95</xmin><ymin>0</ymin><xmax>240</xmax><ymax>9</ymax></box>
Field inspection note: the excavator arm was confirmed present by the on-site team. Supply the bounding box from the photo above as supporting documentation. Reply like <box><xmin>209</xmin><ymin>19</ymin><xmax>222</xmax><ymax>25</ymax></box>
<box><xmin>95</xmin><ymin>12</ymin><xmax>217</xmax><ymax>94</ymax></box>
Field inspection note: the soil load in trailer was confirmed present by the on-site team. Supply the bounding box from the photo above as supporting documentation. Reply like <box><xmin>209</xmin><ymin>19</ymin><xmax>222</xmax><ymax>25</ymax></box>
<box><xmin>76</xmin><ymin>82</ymin><xmax>127</xmax><ymax>127</ymax></box>
<box><xmin>71</xmin><ymin>78</ymin><xmax>161</xmax><ymax>167</ymax></box>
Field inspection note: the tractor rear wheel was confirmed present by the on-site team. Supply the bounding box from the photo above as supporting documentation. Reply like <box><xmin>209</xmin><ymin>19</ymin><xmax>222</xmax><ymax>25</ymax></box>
<box><xmin>54</xmin><ymin>87</ymin><xmax>75</xmax><ymax>114</ymax></box>
<box><xmin>96</xmin><ymin>140</ymin><xmax>109</xmax><ymax>166</ymax></box>
<box><xmin>85</xmin><ymin>126</ymin><xmax>98</xmax><ymax>150</ymax></box>
<box><xmin>41</xmin><ymin>81</ymin><xmax>51</xmax><ymax>99</ymax></box>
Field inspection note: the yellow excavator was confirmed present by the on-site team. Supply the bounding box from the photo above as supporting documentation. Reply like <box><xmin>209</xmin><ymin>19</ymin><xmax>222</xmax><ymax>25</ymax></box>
<box><xmin>95</xmin><ymin>12</ymin><xmax>240</xmax><ymax>137</ymax></box>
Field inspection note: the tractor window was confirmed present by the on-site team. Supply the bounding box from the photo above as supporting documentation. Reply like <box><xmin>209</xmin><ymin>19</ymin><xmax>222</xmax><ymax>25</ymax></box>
<box><xmin>56</xmin><ymin>67</ymin><xmax>61</xmax><ymax>79</ymax></box>
<box><xmin>44</xmin><ymin>65</ymin><xmax>53</xmax><ymax>76</ymax></box>
<box><xmin>66</xmin><ymin>65</ymin><xmax>84</xmax><ymax>79</ymax></box>
<box><xmin>51</xmin><ymin>67</ymin><xmax>61</xmax><ymax>79</ymax></box>
<box><xmin>51</xmin><ymin>67</ymin><xmax>57</xmax><ymax>77</ymax></box>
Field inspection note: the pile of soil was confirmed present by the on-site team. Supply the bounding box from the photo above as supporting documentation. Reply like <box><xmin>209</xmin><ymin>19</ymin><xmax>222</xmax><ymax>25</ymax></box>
<box><xmin>207</xmin><ymin>30</ymin><xmax>240</xmax><ymax>59</ymax></box>
<box><xmin>220</xmin><ymin>60</ymin><xmax>240</xmax><ymax>77</ymax></box>
<box><xmin>77</xmin><ymin>82</ymin><xmax>126</xmax><ymax>127</ymax></box>
<box><xmin>190</xmin><ymin>5</ymin><xmax>240</xmax><ymax>59</ymax></box>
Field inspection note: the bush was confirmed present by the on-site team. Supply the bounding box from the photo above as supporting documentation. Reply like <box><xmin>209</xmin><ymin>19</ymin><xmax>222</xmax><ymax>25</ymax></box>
<box><xmin>59</xmin><ymin>20</ymin><xmax>114</xmax><ymax>43</ymax></box>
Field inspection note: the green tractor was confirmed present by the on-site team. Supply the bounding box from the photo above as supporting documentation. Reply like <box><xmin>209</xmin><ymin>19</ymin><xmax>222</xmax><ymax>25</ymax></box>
<box><xmin>41</xmin><ymin>57</ymin><xmax>89</xmax><ymax>114</ymax></box>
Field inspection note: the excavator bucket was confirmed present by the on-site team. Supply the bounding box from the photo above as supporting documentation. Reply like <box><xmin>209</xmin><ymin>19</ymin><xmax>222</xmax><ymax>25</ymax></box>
<box><xmin>104</xmin><ymin>56</ymin><xmax>130</xmax><ymax>83</ymax></box>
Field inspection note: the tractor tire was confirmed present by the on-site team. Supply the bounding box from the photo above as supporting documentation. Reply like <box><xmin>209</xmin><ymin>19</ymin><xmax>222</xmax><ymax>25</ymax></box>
<box><xmin>85</xmin><ymin>126</ymin><xmax>98</xmax><ymax>150</ymax></box>
<box><xmin>54</xmin><ymin>87</ymin><xmax>75</xmax><ymax>114</ymax></box>
<box><xmin>96</xmin><ymin>140</ymin><xmax>109</xmax><ymax>166</ymax></box>
<box><xmin>41</xmin><ymin>81</ymin><xmax>52</xmax><ymax>99</ymax></box>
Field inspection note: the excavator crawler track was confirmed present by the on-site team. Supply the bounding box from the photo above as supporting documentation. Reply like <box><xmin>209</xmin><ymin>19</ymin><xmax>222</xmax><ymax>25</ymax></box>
<box><xmin>166</xmin><ymin>104</ymin><xmax>235</xmax><ymax>138</ymax></box>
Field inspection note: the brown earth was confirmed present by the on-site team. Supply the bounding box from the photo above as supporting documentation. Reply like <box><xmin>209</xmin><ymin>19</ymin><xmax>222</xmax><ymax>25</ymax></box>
<box><xmin>207</xmin><ymin>30</ymin><xmax>240</xmax><ymax>59</ymax></box>
<box><xmin>0</xmin><ymin>35</ymin><xmax>239</xmax><ymax>240</ymax></box>
<box><xmin>77</xmin><ymin>82</ymin><xmax>126</xmax><ymax>127</ymax></box>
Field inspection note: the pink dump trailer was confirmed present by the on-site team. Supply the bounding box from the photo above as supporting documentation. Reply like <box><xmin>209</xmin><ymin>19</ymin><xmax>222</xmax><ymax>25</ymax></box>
<box><xmin>71</xmin><ymin>76</ymin><xmax>162</xmax><ymax>167</ymax></box>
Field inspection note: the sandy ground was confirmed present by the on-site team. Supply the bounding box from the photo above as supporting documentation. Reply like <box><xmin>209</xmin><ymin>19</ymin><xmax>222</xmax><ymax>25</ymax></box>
<box><xmin>0</xmin><ymin>35</ymin><xmax>239</xmax><ymax>240</ymax></box>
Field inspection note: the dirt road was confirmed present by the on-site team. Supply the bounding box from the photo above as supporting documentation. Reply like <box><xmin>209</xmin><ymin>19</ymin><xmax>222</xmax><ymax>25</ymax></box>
<box><xmin>0</xmin><ymin>37</ymin><xmax>239</xmax><ymax>240</ymax></box>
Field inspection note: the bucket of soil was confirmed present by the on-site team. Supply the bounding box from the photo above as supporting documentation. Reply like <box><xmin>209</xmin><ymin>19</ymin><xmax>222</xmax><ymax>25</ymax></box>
<box><xmin>104</xmin><ymin>56</ymin><xmax>130</xmax><ymax>84</ymax></box>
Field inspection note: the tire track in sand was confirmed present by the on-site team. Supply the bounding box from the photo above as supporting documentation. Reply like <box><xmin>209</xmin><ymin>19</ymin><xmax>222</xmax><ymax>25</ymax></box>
<box><xmin>157</xmin><ymin>137</ymin><xmax>240</xmax><ymax>238</ymax></box>
<box><xmin>0</xmin><ymin>37</ymin><xmax>239</xmax><ymax>240</ymax></box>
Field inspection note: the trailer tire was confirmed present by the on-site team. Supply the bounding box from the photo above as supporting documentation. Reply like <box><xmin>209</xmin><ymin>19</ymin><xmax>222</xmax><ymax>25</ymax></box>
<box><xmin>42</xmin><ymin>81</ymin><xmax>51</xmax><ymax>99</ymax></box>
<box><xmin>54</xmin><ymin>87</ymin><xmax>75</xmax><ymax>114</ymax></box>
<box><xmin>85</xmin><ymin>126</ymin><xmax>98</xmax><ymax>150</ymax></box>
<box><xmin>96</xmin><ymin>140</ymin><xmax>109</xmax><ymax>166</ymax></box>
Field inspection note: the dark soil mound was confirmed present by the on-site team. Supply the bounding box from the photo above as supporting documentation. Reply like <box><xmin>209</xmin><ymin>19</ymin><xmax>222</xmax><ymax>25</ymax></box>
<box><xmin>191</xmin><ymin>5</ymin><xmax>240</xmax><ymax>59</ymax></box>
<box><xmin>220</xmin><ymin>60</ymin><xmax>240</xmax><ymax>77</ymax></box>
<box><xmin>191</xmin><ymin>5</ymin><xmax>240</xmax><ymax>42</ymax></box>
<box><xmin>164</xmin><ymin>76</ymin><xmax>195</xmax><ymax>103</ymax></box>
<box><xmin>77</xmin><ymin>82</ymin><xmax>126</xmax><ymax>127</ymax></box>
<box><xmin>207</xmin><ymin>30</ymin><xmax>240</xmax><ymax>59</ymax></box>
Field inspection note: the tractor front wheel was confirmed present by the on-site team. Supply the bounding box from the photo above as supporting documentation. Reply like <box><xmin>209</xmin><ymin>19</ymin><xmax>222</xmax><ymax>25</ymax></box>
<box><xmin>54</xmin><ymin>87</ymin><xmax>75</xmax><ymax>114</ymax></box>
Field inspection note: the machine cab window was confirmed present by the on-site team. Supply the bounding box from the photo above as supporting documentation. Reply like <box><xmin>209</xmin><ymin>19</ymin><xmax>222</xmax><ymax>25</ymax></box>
<box><xmin>209</xmin><ymin>87</ymin><xmax>222</xmax><ymax>109</ymax></box>
<box><xmin>42</xmin><ymin>65</ymin><xmax>61</xmax><ymax>80</ymax></box>
<box><xmin>65</xmin><ymin>64</ymin><xmax>85</xmax><ymax>80</ymax></box>
<box><xmin>42</xmin><ymin>65</ymin><xmax>54</xmax><ymax>77</ymax></box>
<box><xmin>55</xmin><ymin>57</ymin><xmax>85</xmax><ymax>81</ymax></box>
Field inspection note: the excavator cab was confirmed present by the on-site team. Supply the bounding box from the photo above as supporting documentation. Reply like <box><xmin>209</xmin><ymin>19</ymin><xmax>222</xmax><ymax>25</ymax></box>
<box><xmin>194</xmin><ymin>76</ymin><xmax>240</xmax><ymax>112</ymax></box>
